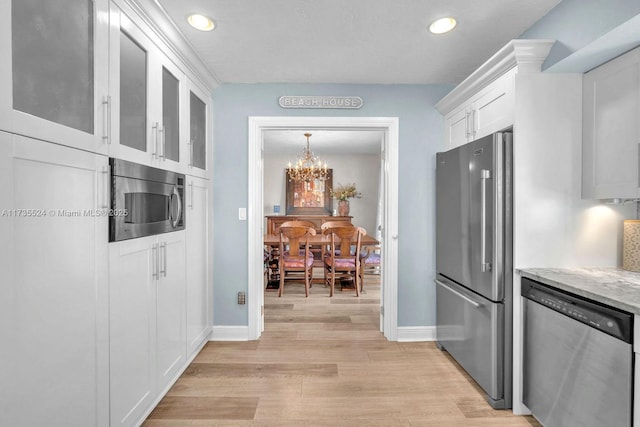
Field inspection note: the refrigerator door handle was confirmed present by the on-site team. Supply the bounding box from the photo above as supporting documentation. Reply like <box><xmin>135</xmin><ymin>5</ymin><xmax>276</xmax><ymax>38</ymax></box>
<box><xmin>480</xmin><ymin>169</ymin><xmax>492</xmax><ymax>273</ymax></box>
<box><xmin>435</xmin><ymin>279</ymin><xmax>483</xmax><ymax>308</ymax></box>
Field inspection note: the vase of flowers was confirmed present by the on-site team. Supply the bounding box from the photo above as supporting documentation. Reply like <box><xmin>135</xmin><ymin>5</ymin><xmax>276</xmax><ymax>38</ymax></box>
<box><xmin>330</xmin><ymin>183</ymin><xmax>361</xmax><ymax>216</ymax></box>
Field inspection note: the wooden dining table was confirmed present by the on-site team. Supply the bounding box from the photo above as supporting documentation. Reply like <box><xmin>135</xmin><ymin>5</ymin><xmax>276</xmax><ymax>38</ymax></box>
<box><xmin>263</xmin><ymin>233</ymin><xmax>380</xmax><ymax>290</ymax></box>
<box><xmin>263</xmin><ymin>233</ymin><xmax>380</xmax><ymax>247</ymax></box>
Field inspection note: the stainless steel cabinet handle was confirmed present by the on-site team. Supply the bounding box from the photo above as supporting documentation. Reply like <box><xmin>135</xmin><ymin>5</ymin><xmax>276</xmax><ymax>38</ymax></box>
<box><xmin>470</xmin><ymin>109</ymin><xmax>476</xmax><ymax>138</ymax></box>
<box><xmin>152</xmin><ymin>243</ymin><xmax>159</xmax><ymax>279</ymax></box>
<box><xmin>465</xmin><ymin>111</ymin><xmax>470</xmax><ymax>139</ymax></box>
<box><xmin>189</xmin><ymin>139</ymin><xmax>194</xmax><ymax>168</ymax></box>
<box><xmin>102</xmin><ymin>96</ymin><xmax>111</xmax><ymax>144</ymax></box>
<box><xmin>158</xmin><ymin>125</ymin><xmax>165</xmax><ymax>161</ymax></box>
<box><xmin>435</xmin><ymin>279</ymin><xmax>482</xmax><ymax>308</ymax></box>
<box><xmin>188</xmin><ymin>182</ymin><xmax>194</xmax><ymax>210</ymax></box>
<box><xmin>480</xmin><ymin>169</ymin><xmax>491</xmax><ymax>273</ymax></box>
<box><xmin>164</xmin><ymin>242</ymin><xmax>167</xmax><ymax>277</ymax></box>
<box><xmin>152</xmin><ymin>123</ymin><xmax>159</xmax><ymax>158</ymax></box>
<box><xmin>101</xmin><ymin>166</ymin><xmax>110</xmax><ymax>209</ymax></box>
<box><xmin>160</xmin><ymin>242</ymin><xmax>167</xmax><ymax>277</ymax></box>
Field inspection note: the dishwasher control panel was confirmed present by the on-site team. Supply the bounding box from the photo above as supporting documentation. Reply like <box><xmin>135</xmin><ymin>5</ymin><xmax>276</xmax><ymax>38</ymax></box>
<box><xmin>522</xmin><ymin>277</ymin><xmax>633</xmax><ymax>343</ymax></box>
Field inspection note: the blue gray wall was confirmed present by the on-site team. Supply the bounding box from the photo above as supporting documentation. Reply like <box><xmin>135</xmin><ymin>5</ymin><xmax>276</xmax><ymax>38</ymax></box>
<box><xmin>211</xmin><ymin>1</ymin><xmax>640</xmax><ymax>329</ymax></box>
<box><xmin>519</xmin><ymin>0</ymin><xmax>640</xmax><ymax>69</ymax></box>
<box><xmin>212</xmin><ymin>84</ymin><xmax>452</xmax><ymax>327</ymax></box>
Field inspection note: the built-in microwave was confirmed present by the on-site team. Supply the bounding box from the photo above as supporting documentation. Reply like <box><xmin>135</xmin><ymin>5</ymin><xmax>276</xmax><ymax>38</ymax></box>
<box><xmin>109</xmin><ymin>158</ymin><xmax>185</xmax><ymax>242</ymax></box>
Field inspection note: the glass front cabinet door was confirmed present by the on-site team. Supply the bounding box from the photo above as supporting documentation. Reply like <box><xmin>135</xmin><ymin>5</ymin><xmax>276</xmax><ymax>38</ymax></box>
<box><xmin>0</xmin><ymin>0</ymin><xmax>110</xmax><ymax>154</ymax></box>
<box><xmin>109</xmin><ymin>1</ymin><xmax>185</xmax><ymax>172</ymax></box>
<box><xmin>184</xmin><ymin>78</ymin><xmax>211</xmax><ymax>178</ymax></box>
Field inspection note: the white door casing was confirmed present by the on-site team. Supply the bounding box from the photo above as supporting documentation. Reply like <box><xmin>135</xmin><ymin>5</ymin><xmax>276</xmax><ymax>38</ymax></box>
<box><xmin>247</xmin><ymin>116</ymin><xmax>399</xmax><ymax>341</ymax></box>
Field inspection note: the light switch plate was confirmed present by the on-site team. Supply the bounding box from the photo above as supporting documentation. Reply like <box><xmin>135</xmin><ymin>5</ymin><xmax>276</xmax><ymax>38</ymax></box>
<box><xmin>238</xmin><ymin>207</ymin><xmax>247</xmax><ymax>220</ymax></box>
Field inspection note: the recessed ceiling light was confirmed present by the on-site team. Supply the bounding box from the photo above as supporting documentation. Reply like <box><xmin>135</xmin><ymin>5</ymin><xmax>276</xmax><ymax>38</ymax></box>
<box><xmin>429</xmin><ymin>17</ymin><xmax>457</xmax><ymax>34</ymax></box>
<box><xmin>187</xmin><ymin>14</ymin><xmax>215</xmax><ymax>31</ymax></box>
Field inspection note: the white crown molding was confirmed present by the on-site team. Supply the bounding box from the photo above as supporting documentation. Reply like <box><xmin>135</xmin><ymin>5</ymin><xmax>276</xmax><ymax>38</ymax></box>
<box><xmin>435</xmin><ymin>39</ymin><xmax>555</xmax><ymax>115</ymax></box>
<box><xmin>126</xmin><ymin>0</ymin><xmax>219</xmax><ymax>90</ymax></box>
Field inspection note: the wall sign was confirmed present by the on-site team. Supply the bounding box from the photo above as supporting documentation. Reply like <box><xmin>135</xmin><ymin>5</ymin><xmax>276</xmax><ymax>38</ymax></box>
<box><xmin>278</xmin><ymin>96</ymin><xmax>363</xmax><ymax>109</ymax></box>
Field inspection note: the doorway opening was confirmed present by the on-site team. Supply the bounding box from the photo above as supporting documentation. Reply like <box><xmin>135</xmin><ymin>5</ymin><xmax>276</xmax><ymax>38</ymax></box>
<box><xmin>247</xmin><ymin>116</ymin><xmax>399</xmax><ymax>341</ymax></box>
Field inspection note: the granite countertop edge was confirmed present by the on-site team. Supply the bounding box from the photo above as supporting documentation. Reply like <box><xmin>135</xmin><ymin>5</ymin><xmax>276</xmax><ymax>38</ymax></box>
<box><xmin>517</xmin><ymin>267</ymin><xmax>640</xmax><ymax>315</ymax></box>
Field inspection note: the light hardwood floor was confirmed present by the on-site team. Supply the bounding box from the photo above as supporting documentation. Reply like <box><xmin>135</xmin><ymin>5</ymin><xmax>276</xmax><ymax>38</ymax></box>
<box><xmin>144</xmin><ymin>274</ymin><xmax>541</xmax><ymax>426</ymax></box>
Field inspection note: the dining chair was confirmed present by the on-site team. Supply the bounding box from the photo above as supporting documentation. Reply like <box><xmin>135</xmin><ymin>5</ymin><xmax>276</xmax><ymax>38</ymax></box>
<box><xmin>320</xmin><ymin>220</ymin><xmax>353</xmax><ymax>231</ymax></box>
<box><xmin>319</xmin><ymin>221</ymin><xmax>354</xmax><ymax>257</ymax></box>
<box><xmin>277</xmin><ymin>222</ymin><xmax>316</xmax><ymax>297</ymax></box>
<box><xmin>359</xmin><ymin>245</ymin><xmax>381</xmax><ymax>292</ymax></box>
<box><xmin>323</xmin><ymin>225</ymin><xmax>366</xmax><ymax>297</ymax></box>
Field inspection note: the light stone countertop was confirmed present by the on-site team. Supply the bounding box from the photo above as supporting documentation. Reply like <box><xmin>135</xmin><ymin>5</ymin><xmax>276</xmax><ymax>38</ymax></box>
<box><xmin>517</xmin><ymin>267</ymin><xmax>640</xmax><ymax>315</ymax></box>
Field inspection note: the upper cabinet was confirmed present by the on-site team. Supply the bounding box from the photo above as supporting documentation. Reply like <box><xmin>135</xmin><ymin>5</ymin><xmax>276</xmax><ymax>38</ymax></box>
<box><xmin>582</xmin><ymin>46</ymin><xmax>640</xmax><ymax>200</ymax></box>
<box><xmin>0</xmin><ymin>0</ymin><xmax>110</xmax><ymax>154</ymax></box>
<box><xmin>436</xmin><ymin>40</ymin><xmax>554</xmax><ymax>151</ymax></box>
<box><xmin>184</xmin><ymin>78</ymin><xmax>211</xmax><ymax>178</ymax></box>
<box><xmin>0</xmin><ymin>0</ymin><xmax>214</xmax><ymax>177</ymax></box>
<box><xmin>444</xmin><ymin>68</ymin><xmax>515</xmax><ymax>149</ymax></box>
<box><xmin>108</xmin><ymin>3</ymin><xmax>186</xmax><ymax>173</ymax></box>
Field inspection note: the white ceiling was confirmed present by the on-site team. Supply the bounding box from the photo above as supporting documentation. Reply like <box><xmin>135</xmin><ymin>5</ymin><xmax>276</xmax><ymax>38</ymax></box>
<box><xmin>156</xmin><ymin>0</ymin><xmax>561</xmax><ymax>152</ymax></box>
<box><xmin>157</xmin><ymin>0</ymin><xmax>561</xmax><ymax>85</ymax></box>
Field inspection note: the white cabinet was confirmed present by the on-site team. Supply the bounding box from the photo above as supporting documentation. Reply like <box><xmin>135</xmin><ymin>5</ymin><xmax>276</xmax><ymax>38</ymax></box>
<box><xmin>108</xmin><ymin>236</ymin><xmax>156</xmax><ymax>427</ymax></box>
<box><xmin>156</xmin><ymin>232</ymin><xmax>187</xmax><ymax>391</ymax></box>
<box><xmin>0</xmin><ymin>0</ymin><xmax>110</xmax><ymax>154</ymax></box>
<box><xmin>0</xmin><ymin>1</ymin><xmax>213</xmax><ymax>425</ymax></box>
<box><xmin>186</xmin><ymin>176</ymin><xmax>211</xmax><ymax>356</ymax></box>
<box><xmin>582</xmin><ymin>47</ymin><xmax>640</xmax><ymax>200</ymax></box>
<box><xmin>444</xmin><ymin>104</ymin><xmax>471</xmax><ymax>149</ymax></box>
<box><xmin>109</xmin><ymin>231</ymin><xmax>186</xmax><ymax>427</ymax></box>
<box><xmin>0</xmin><ymin>132</ymin><xmax>109</xmax><ymax>427</ymax></box>
<box><xmin>184</xmin><ymin>79</ymin><xmax>212</xmax><ymax>178</ymax></box>
<box><xmin>1</xmin><ymin>0</ymin><xmax>210</xmax><ymax>172</ymax></box>
<box><xmin>443</xmin><ymin>67</ymin><xmax>515</xmax><ymax>150</ymax></box>
<box><xmin>108</xmin><ymin>1</ymin><xmax>186</xmax><ymax>173</ymax></box>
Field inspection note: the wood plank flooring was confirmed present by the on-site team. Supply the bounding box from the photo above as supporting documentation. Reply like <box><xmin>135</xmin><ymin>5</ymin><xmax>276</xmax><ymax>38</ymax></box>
<box><xmin>144</xmin><ymin>275</ymin><xmax>541</xmax><ymax>426</ymax></box>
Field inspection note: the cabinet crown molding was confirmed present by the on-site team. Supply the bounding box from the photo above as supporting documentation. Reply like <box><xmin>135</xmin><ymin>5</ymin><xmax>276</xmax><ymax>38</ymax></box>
<box><xmin>436</xmin><ymin>39</ymin><xmax>555</xmax><ymax>115</ymax></box>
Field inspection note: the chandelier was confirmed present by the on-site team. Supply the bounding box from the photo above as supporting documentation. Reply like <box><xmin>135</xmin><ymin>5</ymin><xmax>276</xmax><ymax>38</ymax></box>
<box><xmin>287</xmin><ymin>133</ymin><xmax>329</xmax><ymax>182</ymax></box>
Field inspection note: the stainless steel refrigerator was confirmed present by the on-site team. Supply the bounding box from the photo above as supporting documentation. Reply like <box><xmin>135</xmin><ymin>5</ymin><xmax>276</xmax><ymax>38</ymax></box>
<box><xmin>435</xmin><ymin>131</ymin><xmax>513</xmax><ymax>409</ymax></box>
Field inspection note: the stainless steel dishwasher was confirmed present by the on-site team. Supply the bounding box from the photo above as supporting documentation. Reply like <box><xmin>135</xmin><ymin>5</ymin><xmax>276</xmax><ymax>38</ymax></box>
<box><xmin>522</xmin><ymin>277</ymin><xmax>633</xmax><ymax>427</ymax></box>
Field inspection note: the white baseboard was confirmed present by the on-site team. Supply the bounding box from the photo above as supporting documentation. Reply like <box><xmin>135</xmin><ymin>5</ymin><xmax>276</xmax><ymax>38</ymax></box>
<box><xmin>397</xmin><ymin>326</ymin><xmax>436</xmax><ymax>342</ymax></box>
<box><xmin>210</xmin><ymin>325</ymin><xmax>250</xmax><ymax>341</ymax></box>
<box><xmin>210</xmin><ymin>325</ymin><xmax>434</xmax><ymax>342</ymax></box>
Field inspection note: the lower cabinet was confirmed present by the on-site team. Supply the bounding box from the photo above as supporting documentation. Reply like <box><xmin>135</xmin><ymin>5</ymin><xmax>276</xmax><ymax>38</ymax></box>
<box><xmin>109</xmin><ymin>231</ymin><xmax>186</xmax><ymax>427</ymax></box>
<box><xmin>156</xmin><ymin>232</ymin><xmax>188</xmax><ymax>391</ymax></box>
<box><xmin>186</xmin><ymin>176</ymin><xmax>211</xmax><ymax>356</ymax></box>
<box><xmin>0</xmin><ymin>132</ymin><xmax>109</xmax><ymax>427</ymax></box>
